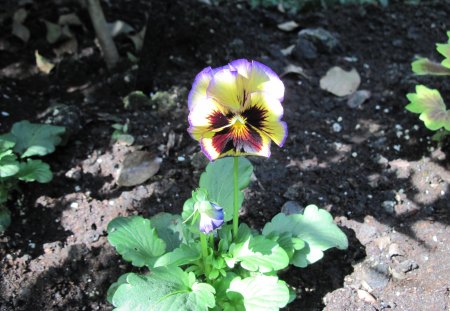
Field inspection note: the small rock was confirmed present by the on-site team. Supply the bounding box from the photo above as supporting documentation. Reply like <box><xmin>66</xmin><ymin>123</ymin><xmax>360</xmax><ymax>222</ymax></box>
<box><xmin>297</xmin><ymin>27</ymin><xmax>340</xmax><ymax>53</ymax></box>
<box><xmin>388</xmin><ymin>243</ymin><xmax>402</xmax><ymax>258</ymax></box>
<box><xmin>347</xmin><ymin>90</ymin><xmax>371</xmax><ymax>108</ymax></box>
<box><xmin>382</xmin><ymin>200</ymin><xmax>396</xmax><ymax>214</ymax></box>
<box><xmin>373</xmin><ymin>236</ymin><xmax>391</xmax><ymax>250</ymax></box>
<box><xmin>42</xmin><ymin>104</ymin><xmax>83</xmax><ymax>144</ymax></box>
<box><xmin>293</xmin><ymin>38</ymin><xmax>318</xmax><ymax>60</ymax></box>
<box><xmin>362</xmin><ymin>262</ymin><xmax>389</xmax><ymax>289</ymax></box>
<box><xmin>357</xmin><ymin>289</ymin><xmax>377</xmax><ymax>304</ymax></box>
<box><xmin>332</xmin><ymin>123</ymin><xmax>342</xmax><ymax>133</ymax></box>
<box><xmin>283</xmin><ymin>185</ymin><xmax>300</xmax><ymax>200</ymax></box>
<box><xmin>397</xmin><ymin>259</ymin><xmax>419</xmax><ymax>273</ymax></box>
<box><xmin>281</xmin><ymin>201</ymin><xmax>304</xmax><ymax>215</ymax></box>
<box><xmin>117</xmin><ymin>151</ymin><xmax>162</xmax><ymax>187</ymax></box>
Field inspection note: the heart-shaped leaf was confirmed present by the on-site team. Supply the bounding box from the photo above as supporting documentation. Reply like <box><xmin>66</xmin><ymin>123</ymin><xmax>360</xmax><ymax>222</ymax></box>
<box><xmin>111</xmin><ymin>267</ymin><xmax>215</xmax><ymax>311</ymax></box>
<box><xmin>199</xmin><ymin>157</ymin><xmax>253</xmax><ymax>222</ymax></box>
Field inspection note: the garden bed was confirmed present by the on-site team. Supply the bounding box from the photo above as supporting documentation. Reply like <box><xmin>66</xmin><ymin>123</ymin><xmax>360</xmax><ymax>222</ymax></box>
<box><xmin>0</xmin><ymin>0</ymin><xmax>449</xmax><ymax>310</ymax></box>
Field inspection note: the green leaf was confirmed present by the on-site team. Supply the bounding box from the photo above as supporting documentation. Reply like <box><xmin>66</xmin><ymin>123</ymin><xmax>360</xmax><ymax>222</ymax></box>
<box><xmin>17</xmin><ymin>159</ymin><xmax>52</xmax><ymax>183</ymax></box>
<box><xmin>263</xmin><ymin>205</ymin><xmax>348</xmax><ymax>268</ymax></box>
<box><xmin>7</xmin><ymin>121</ymin><xmax>65</xmax><ymax>158</ymax></box>
<box><xmin>107</xmin><ymin>273</ymin><xmax>131</xmax><ymax>304</ymax></box>
<box><xmin>436</xmin><ymin>31</ymin><xmax>450</xmax><ymax>69</ymax></box>
<box><xmin>107</xmin><ymin>216</ymin><xmax>166</xmax><ymax>267</ymax></box>
<box><xmin>227</xmin><ymin>225</ymin><xmax>289</xmax><ymax>273</ymax></box>
<box><xmin>406</xmin><ymin>85</ymin><xmax>450</xmax><ymax>131</ymax></box>
<box><xmin>0</xmin><ymin>153</ymin><xmax>20</xmax><ymax>178</ymax></box>
<box><xmin>0</xmin><ymin>135</ymin><xmax>16</xmax><ymax>152</ymax></box>
<box><xmin>153</xmin><ymin>243</ymin><xmax>200</xmax><ymax>268</ymax></box>
<box><xmin>227</xmin><ymin>275</ymin><xmax>289</xmax><ymax>311</ymax></box>
<box><xmin>111</xmin><ymin>267</ymin><xmax>215</xmax><ymax>311</ymax></box>
<box><xmin>0</xmin><ymin>207</ymin><xmax>11</xmax><ymax>232</ymax></box>
<box><xmin>150</xmin><ymin>213</ymin><xmax>184</xmax><ymax>251</ymax></box>
<box><xmin>411</xmin><ymin>58</ymin><xmax>450</xmax><ymax>75</ymax></box>
<box><xmin>199</xmin><ymin>157</ymin><xmax>253</xmax><ymax>222</ymax></box>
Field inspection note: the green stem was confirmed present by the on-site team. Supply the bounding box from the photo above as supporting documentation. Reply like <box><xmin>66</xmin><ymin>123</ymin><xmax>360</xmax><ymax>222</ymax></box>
<box><xmin>200</xmin><ymin>233</ymin><xmax>210</xmax><ymax>277</ymax></box>
<box><xmin>232</xmin><ymin>156</ymin><xmax>239</xmax><ymax>239</ymax></box>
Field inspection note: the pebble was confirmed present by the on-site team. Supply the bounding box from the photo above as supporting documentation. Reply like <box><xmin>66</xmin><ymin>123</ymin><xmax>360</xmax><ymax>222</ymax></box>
<box><xmin>382</xmin><ymin>200</ymin><xmax>396</xmax><ymax>214</ymax></box>
<box><xmin>1</xmin><ymin>111</ymin><xmax>9</xmax><ymax>117</ymax></box>
<box><xmin>332</xmin><ymin>123</ymin><xmax>342</xmax><ymax>132</ymax></box>
<box><xmin>357</xmin><ymin>289</ymin><xmax>377</xmax><ymax>304</ymax></box>
<box><xmin>362</xmin><ymin>262</ymin><xmax>389</xmax><ymax>289</ymax></box>
<box><xmin>347</xmin><ymin>90</ymin><xmax>371</xmax><ymax>108</ymax></box>
<box><xmin>177</xmin><ymin>156</ymin><xmax>185</xmax><ymax>162</ymax></box>
<box><xmin>70</xmin><ymin>202</ymin><xmax>79</xmax><ymax>209</ymax></box>
<box><xmin>281</xmin><ymin>201</ymin><xmax>304</xmax><ymax>215</ymax></box>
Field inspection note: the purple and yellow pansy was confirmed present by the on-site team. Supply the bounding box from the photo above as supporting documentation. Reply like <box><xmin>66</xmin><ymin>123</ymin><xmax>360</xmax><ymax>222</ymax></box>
<box><xmin>188</xmin><ymin>59</ymin><xmax>287</xmax><ymax>160</ymax></box>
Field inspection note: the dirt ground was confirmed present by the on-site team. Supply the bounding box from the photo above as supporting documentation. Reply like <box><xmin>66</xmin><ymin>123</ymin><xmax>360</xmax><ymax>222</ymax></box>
<box><xmin>0</xmin><ymin>0</ymin><xmax>449</xmax><ymax>310</ymax></box>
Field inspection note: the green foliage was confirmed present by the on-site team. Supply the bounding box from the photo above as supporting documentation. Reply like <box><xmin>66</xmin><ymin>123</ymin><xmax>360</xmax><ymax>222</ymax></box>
<box><xmin>199</xmin><ymin>157</ymin><xmax>253</xmax><ymax>222</ymax></box>
<box><xmin>227</xmin><ymin>276</ymin><xmax>290</xmax><ymax>311</ymax></box>
<box><xmin>263</xmin><ymin>205</ymin><xmax>348</xmax><ymax>267</ymax></box>
<box><xmin>2</xmin><ymin>120</ymin><xmax>65</xmax><ymax>158</ymax></box>
<box><xmin>0</xmin><ymin>121</ymin><xmax>65</xmax><ymax>232</ymax></box>
<box><xmin>407</xmin><ymin>31</ymin><xmax>450</xmax><ymax>138</ymax></box>
<box><xmin>110</xmin><ymin>267</ymin><xmax>216</xmax><ymax>311</ymax></box>
<box><xmin>107</xmin><ymin>158</ymin><xmax>348</xmax><ymax>310</ymax></box>
<box><xmin>107</xmin><ymin>216</ymin><xmax>166</xmax><ymax>267</ymax></box>
<box><xmin>225</xmin><ymin>224</ymin><xmax>289</xmax><ymax>273</ymax></box>
<box><xmin>111</xmin><ymin>121</ymin><xmax>134</xmax><ymax>145</ymax></box>
<box><xmin>406</xmin><ymin>85</ymin><xmax>450</xmax><ymax>131</ymax></box>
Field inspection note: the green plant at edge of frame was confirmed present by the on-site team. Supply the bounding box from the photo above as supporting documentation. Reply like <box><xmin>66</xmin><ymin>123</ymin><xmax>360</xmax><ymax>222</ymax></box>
<box><xmin>0</xmin><ymin>120</ymin><xmax>65</xmax><ymax>232</ymax></box>
<box><xmin>406</xmin><ymin>31</ymin><xmax>450</xmax><ymax>141</ymax></box>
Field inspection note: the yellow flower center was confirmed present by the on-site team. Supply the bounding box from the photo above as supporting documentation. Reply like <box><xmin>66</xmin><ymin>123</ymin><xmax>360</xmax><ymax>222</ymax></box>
<box><xmin>230</xmin><ymin>115</ymin><xmax>248</xmax><ymax>137</ymax></box>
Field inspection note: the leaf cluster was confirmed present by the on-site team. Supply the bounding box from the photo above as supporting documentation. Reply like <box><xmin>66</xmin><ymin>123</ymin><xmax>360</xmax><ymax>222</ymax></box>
<box><xmin>107</xmin><ymin>158</ymin><xmax>348</xmax><ymax>310</ymax></box>
<box><xmin>0</xmin><ymin>120</ymin><xmax>65</xmax><ymax>232</ymax></box>
<box><xmin>407</xmin><ymin>31</ymin><xmax>450</xmax><ymax>138</ymax></box>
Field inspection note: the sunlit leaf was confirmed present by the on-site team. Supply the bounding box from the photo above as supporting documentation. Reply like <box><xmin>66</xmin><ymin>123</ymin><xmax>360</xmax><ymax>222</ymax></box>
<box><xmin>227</xmin><ymin>224</ymin><xmax>289</xmax><ymax>273</ymax></box>
<box><xmin>406</xmin><ymin>85</ymin><xmax>450</xmax><ymax>131</ymax></box>
<box><xmin>436</xmin><ymin>31</ymin><xmax>450</xmax><ymax>69</ymax></box>
<box><xmin>411</xmin><ymin>58</ymin><xmax>450</xmax><ymax>75</ymax></box>
<box><xmin>107</xmin><ymin>216</ymin><xmax>166</xmax><ymax>267</ymax></box>
<box><xmin>111</xmin><ymin>267</ymin><xmax>215</xmax><ymax>311</ymax></box>
<box><xmin>227</xmin><ymin>275</ymin><xmax>289</xmax><ymax>311</ymax></box>
<box><xmin>263</xmin><ymin>205</ymin><xmax>348</xmax><ymax>267</ymax></box>
<box><xmin>7</xmin><ymin>120</ymin><xmax>64</xmax><ymax>157</ymax></box>
<box><xmin>199</xmin><ymin>157</ymin><xmax>253</xmax><ymax>222</ymax></box>
<box><xmin>17</xmin><ymin>159</ymin><xmax>52</xmax><ymax>183</ymax></box>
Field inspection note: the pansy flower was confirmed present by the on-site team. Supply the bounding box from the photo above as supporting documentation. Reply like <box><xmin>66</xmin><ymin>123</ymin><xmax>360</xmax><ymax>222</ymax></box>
<box><xmin>188</xmin><ymin>59</ymin><xmax>287</xmax><ymax>160</ymax></box>
<box><xmin>196</xmin><ymin>200</ymin><xmax>224</xmax><ymax>234</ymax></box>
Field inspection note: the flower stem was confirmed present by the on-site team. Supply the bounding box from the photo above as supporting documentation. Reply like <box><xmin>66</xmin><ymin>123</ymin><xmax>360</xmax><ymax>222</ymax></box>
<box><xmin>232</xmin><ymin>156</ymin><xmax>239</xmax><ymax>239</ymax></box>
<box><xmin>200</xmin><ymin>233</ymin><xmax>210</xmax><ymax>277</ymax></box>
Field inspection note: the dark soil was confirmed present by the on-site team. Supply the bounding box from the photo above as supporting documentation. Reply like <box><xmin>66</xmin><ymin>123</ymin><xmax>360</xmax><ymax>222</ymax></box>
<box><xmin>1</xmin><ymin>0</ymin><xmax>449</xmax><ymax>310</ymax></box>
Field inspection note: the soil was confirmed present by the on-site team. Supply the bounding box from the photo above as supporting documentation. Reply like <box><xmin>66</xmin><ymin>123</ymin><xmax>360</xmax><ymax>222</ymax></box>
<box><xmin>1</xmin><ymin>0</ymin><xmax>449</xmax><ymax>310</ymax></box>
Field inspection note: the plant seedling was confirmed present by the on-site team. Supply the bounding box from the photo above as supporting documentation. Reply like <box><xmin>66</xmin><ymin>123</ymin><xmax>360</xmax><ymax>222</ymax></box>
<box><xmin>106</xmin><ymin>59</ymin><xmax>348</xmax><ymax>310</ymax></box>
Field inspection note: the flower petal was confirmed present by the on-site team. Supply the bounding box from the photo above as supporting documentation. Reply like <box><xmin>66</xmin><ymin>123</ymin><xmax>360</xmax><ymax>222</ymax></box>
<box><xmin>229</xmin><ymin>59</ymin><xmax>285</xmax><ymax>102</ymax></box>
<box><xmin>188</xmin><ymin>67</ymin><xmax>213</xmax><ymax>110</ymax></box>
<box><xmin>200</xmin><ymin>125</ymin><xmax>271</xmax><ymax>160</ymax></box>
<box><xmin>207</xmin><ymin>69</ymin><xmax>242</xmax><ymax>111</ymax></box>
<box><xmin>199</xmin><ymin>202</ymin><xmax>224</xmax><ymax>234</ymax></box>
<box><xmin>249</xmin><ymin>61</ymin><xmax>285</xmax><ymax>102</ymax></box>
<box><xmin>188</xmin><ymin>98</ymin><xmax>230</xmax><ymax>140</ymax></box>
<box><xmin>244</xmin><ymin>92</ymin><xmax>287</xmax><ymax>146</ymax></box>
